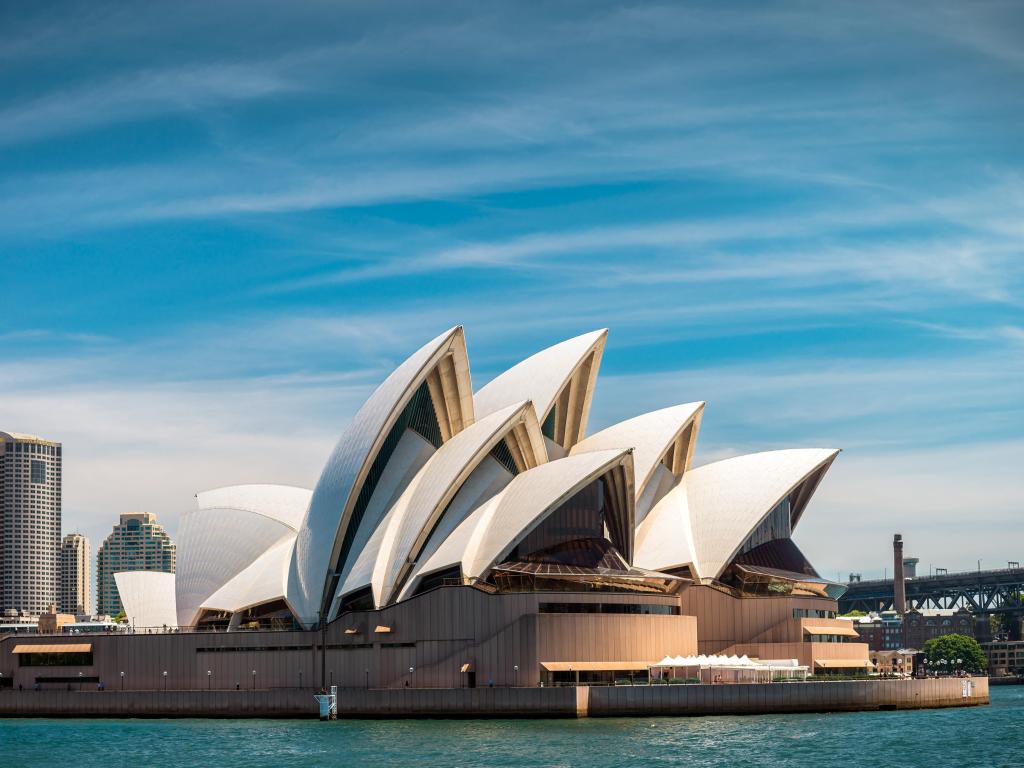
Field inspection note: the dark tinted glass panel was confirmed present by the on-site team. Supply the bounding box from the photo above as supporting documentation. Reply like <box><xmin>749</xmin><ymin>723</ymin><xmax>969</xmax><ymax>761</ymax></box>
<box><xmin>413</xmin><ymin>566</ymin><xmax>462</xmax><ymax>596</ymax></box>
<box><xmin>19</xmin><ymin>652</ymin><xmax>93</xmax><ymax>666</ymax></box>
<box><xmin>338</xmin><ymin>586</ymin><xmax>375</xmax><ymax>614</ymax></box>
<box><xmin>737</xmin><ymin>497</ymin><xmax>791</xmax><ymax>555</ymax></box>
<box><xmin>539</xmin><ymin>602</ymin><xmax>678</xmax><ymax>615</ymax></box>
<box><xmin>541</xmin><ymin>408</ymin><xmax>556</xmax><ymax>440</ymax></box>
<box><xmin>510</xmin><ymin>479</ymin><xmax>605</xmax><ymax>560</ymax></box>
<box><xmin>489</xmin><ymin>438</ymin><xmax>519</xmax><ymax>475</ymax></box>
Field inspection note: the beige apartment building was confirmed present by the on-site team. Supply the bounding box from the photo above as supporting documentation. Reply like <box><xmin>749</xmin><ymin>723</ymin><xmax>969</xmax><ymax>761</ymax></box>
<box><xmin>96</xmin><ymin>513</ymin><xmax>175</xmax><ymax>617</ymax></box>
<box><xmin>59</xmin><ymin>533</ymin><xmax>91</xmax><ymax>615</ymax></box>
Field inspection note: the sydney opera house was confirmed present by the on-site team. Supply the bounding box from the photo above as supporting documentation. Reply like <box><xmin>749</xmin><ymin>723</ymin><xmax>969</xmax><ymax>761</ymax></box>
<box><xmin>1</xmin><ymin>327</ymin><xmax>871</xmax><ymax>692</ymax></box>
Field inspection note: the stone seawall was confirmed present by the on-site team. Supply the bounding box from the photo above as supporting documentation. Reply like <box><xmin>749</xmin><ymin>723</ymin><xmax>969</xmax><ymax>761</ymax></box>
<box><xmin>588</xmin><ymin>676</ymin><xmax>988</xmax><ymax>716</ymax></box>
<box><xmin>0</xmin><ymin>677</ymin><xmax>987</xmax><ymax>718</ymax></box>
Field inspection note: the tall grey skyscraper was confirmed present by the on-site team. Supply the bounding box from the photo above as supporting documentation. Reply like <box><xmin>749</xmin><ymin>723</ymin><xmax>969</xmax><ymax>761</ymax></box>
<box><xmin>96</xmin><ymin>512</ymin><xmax>175</xmax><ymax>617</ymax></box>
<box><xmin>59</xmin><ymin>533</ymin><xmax>90</xmax><ymax>615</ymax></box>
<box><xmin>0</xmin><ymin>431</ymin><xmax>62</xmax><ymax>615</ymax></box>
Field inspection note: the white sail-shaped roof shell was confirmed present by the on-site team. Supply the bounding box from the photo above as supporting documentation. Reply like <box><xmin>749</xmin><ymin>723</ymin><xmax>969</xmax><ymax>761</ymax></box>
<box><xmin>635</xmin><ymin>448</ymin><xmax>840</xmax><ymax>580</ymax></box>
<box><xmin>201</xmin><ymin>536</ymin><xmax>296</xmax><ymax>617</ymax></box>
<box><xmin>373</xmin><ymin>401</ymin><xmax>546</xmax><ymax>607</ymax></box>
<box><xmin>473</xmin><ymin>329</ymin><xmax>606</xmax><ymax>453</ymax></box>
<box><xmin>571</xmin><ymin>401</ymin><xmax>703</xmax><ymax>520</ymax></box>
<box><xmin>175</xmin><ymin>484</ymin><xmax>309</xmax><ymax>627</ymax></box>
<box><xmin>633</xmin><ymin>477</ymin><xmax>697</xmax><ymax>576</ymax></box>
<box><xmin>115</xmin><ymin>571</ymin><xmax>178</xmax><ymax>630</ymax></box>
<box><xmin>403</xmin><ymin>449</ymin><xmax>634</xmax><ymax>596</ymax></box>
<box><xmin>289</xmin><ymin>326</ymin><xmax>474</xmax><ymax>625</ymax></box>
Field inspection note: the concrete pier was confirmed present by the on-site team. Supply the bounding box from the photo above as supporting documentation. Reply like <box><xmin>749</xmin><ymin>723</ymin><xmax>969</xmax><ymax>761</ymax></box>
<box><xmin>0</xmin><ymin>677</ymin><xmax>987</xmax><ymax>718</ymax></box>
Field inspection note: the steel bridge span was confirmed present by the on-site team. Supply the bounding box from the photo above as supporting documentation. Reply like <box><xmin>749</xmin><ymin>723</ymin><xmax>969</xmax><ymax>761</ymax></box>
<box><xmin>839</xmin><ymin>566</ymin><xmax>1024</xmax><ymax>614</ymax></box>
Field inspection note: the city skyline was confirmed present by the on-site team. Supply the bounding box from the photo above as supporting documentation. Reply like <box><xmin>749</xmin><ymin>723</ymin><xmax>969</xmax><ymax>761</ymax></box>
<box><xmin>1</xmin><ymin>1</ymin><xmax>1022</xmax><ymax>578</ymax></box>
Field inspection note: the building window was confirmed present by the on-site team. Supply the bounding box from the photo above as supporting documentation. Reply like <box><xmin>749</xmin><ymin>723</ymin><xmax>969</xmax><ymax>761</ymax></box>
<box><xmin>19</xmin><ymin>652</ymin><xmax>93</xmax><ymax>666</ymax></box>
<box><xmin>539</xmin><ymin>602</ymin><xmax>679</xmax><ymax>615</ymax></box>
<box><xmin>30</xmin><ymin>460</ymin><xmax>46</xmax><ymax>484</ymax></box>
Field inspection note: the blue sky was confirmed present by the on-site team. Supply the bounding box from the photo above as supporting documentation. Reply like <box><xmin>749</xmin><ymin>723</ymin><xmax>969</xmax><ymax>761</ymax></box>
<box><xmin>1</xmin><ymin>1</ymin><xmax>1022</xmax><ymax>579</ymax></box>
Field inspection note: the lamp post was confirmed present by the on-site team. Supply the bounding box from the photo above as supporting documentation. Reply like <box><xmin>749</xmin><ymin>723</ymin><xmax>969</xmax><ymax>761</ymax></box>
<box><xmin>78</xmin><ymin>671</ymin><xmax>83</xmax><ymax>691</ymax></box>
<box><xmin>207</xmin><ymin>670</ymin><xmax>212</xmax><ymax>690</ymax></box>
<box><xmin>251</xmin><ymin>669</ymin><xmax>256</xmax><ymax>691</ymax></box>
<box><xmin>120</xmin><ymin>671</ymin><xmax>124</xmax><ymax>691</ymax></box>
<box><xmin>409</xmin><ymin>666</ymin><xmax>414</xmax><ymax>687</ymax></box>
<box><xmin>513</xmin><ymin>665</ymin><xmax>519</xmax><ymax>688</ymax></box>
<box><xmin>365</xmin><ymin>668</ymin><xmax>369</xmax><ymax>690</ymax></box>
<box><xmin>162</xmin><ymin>670</ymin><xmax>167</xmax><ymax>692</ymax></box>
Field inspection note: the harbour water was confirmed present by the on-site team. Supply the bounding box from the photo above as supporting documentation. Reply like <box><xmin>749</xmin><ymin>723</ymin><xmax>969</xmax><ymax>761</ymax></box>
<box><xmin>2</xmin><ymin>685</ymin><xmax>1019</xmax><ymax>768</ymax></box>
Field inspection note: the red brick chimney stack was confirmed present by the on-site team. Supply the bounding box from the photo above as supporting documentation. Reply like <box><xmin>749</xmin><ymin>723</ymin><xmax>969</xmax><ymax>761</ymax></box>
<box><xmin>893</xmin><ymin>533</ymin><xmax>907</xmax><ymax>614</ymax></box>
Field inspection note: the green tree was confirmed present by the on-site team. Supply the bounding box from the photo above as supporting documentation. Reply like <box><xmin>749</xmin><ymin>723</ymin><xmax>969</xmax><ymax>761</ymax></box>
<box><xmin>841</xmin><ymin>610</ymin><xmax>867</xmax><ymax>617</ymax></box>
<box><xmin>112</xmin><ymin>610</ymin><xmax>126</xmax><ymax>623</ymax></box>
<box><xmin>923</xmin><ymin>634</ymin><xmax>986</xmax><ymax>674</ymax></box>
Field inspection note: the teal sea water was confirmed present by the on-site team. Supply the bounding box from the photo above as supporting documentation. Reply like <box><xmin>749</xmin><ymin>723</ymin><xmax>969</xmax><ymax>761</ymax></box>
<box><xmin>3</xmin><ymin>686</ymin><xmax>1021</xmax><ymax>768</ymax></box>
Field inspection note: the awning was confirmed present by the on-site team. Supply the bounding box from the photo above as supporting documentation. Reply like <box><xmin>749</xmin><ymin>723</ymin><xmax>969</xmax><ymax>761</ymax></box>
<box><xmin>12</xmin><ymin>643</ymin><xmax>92</xmax><ymax>654</ymax></box>
<box><xmin>540</xmin><ymin>661</ymin><xmax>653</xmax><ymax>672</ymax></box>
<box><xmin>804</xmin><ymin>624</ymin><xmax>859</xmax><ymax>638</ymax></box>
<box><xmin>373</xmin><ymin>625</ymin><xmax>391</xmax><ymax>633</ymax></box>
<box><xmin>814</xmin><ymin>659</ymin><xmax>872</xmax><ymax>669</ymax></box>
<box><xmin>652</xmin><ymin>654</ymin><xmax>757</xmax><ymax>668</ymax></box>
<box><xmin>460</xmin><ymin>663</ymin><xmax>474</xmax><ymax>673</ymax></box>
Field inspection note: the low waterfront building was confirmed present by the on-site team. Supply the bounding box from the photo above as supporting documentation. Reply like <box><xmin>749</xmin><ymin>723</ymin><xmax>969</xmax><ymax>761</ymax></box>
<box><xmin>984</xmin><ymin>640</ymin><xmax>1024</xmax><ymax>676</ymax></box>
<box><xmin>869</xmin><ymin>648</ymin><xmax>917</xmax><ymax>677</ymax></box>
<box><xmin>0</xmin><ymin>609</ymin><xmax>38</xmax><ymax>635</ymax></box>
<box><xmin>851</xmin><ymin>608</ymin><xmax>977</xmax><ymax>652</ymax></box>
<box><xmin>36</xmin><ymin>605</ymin><xmax>76</xmax><ymax>634</ymax></box>
<box><xmin>852</xmin><ymin>611</ymin><xmax>904</xmax><ymax>650</ymax></box>
<box><xmin>903</xmin><ymin>608</ymin><xmax>975</xmax><ymax>648</ymax></box>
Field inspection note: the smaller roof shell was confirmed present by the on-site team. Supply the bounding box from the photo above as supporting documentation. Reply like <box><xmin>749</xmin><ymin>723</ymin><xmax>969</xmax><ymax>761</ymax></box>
<box><xmin>687</xmin><ymin>448</ymin><xmax>839</xmax><ymax>579</ymax></box>
<box><xmin>473</xmin><ymin>330</ymin><xmax>606</xmax><ymax>451</ymax></box>
<box><xmin>571</xmin><ymin>402</ymin><xmax>704</xmax><ymax>501</ymax></box>
<box><xmin>195</xmin><ymin>484</ymin><xmax>310</xmax><ymax>531</ymax></box>
<box><xmin>635</xmin><ymin>448</ymin><xmax>840</xmax><ymax>581</ymax></box>
<box><xmin>114</xmin><ymin>571</ymin><xmax>177</xmax><ymax>630</ymax></box>
<box><xmin>201</xmin><ymin>536</ymin><xmax>296</xmax><ymax>616</ymax></box>
<box><xmin>175</xmin><ymin>484</ymin><xmax>309</xmax><ymax>627</ymax></box>
<box><xmin>407</xmin><ymin>449</ymin><xmax>634</xmax><ymax>593</ymax></box>
<box><xmin>633</xmin><ymin>477</ymin><xmax>696</xmax><ymax>575</ymax></box>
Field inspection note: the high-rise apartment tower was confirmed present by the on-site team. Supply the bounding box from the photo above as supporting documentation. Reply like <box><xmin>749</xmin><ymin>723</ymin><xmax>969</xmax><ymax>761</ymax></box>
<box><xmin>96</xmin><ymin>512</ymin><xmax>175</xmax><ymax>617</ymax></box>
<box><xmin>0</xmin><ymin>431</ymin><xmax>62</xmax><ymax>615</ymax></box>
<box><xmin>59</xmin><ymin>533</ymin><xmax>90</xmax><ymax>615</ymax></box>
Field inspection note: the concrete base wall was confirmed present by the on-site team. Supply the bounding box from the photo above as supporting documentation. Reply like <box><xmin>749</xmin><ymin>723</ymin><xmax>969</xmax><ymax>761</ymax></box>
<box><xmin>0</xmin><ymin>677</ymin><xmax>987</xmax><ymax>718</ymax></box>
<box><xmin>588</xmin><ymin>676</ymin><xmax>989</xmax><ymax>716</ymax></box>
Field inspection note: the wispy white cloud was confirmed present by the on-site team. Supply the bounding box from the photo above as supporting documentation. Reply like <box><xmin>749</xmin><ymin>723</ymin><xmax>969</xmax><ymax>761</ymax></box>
<box><xmin>0</xmin><ymin>329</ymin><xmax>113</xmax><ymax>344</ymax></box>
<box><xmin>0</xmin><ymin>62</ymin><xmax>298</xmax><ymax>146</ymax></box>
